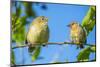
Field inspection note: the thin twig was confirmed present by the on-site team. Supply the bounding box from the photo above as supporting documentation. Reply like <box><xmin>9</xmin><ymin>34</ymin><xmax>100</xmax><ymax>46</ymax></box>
<box><xmin>12</xmin><ymin>42</ymin><xmax>95</xmax><ymax>49</ymax></box>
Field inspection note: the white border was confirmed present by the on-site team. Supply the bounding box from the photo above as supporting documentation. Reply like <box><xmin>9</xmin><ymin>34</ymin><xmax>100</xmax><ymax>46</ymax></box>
<box><xmin>0</xmin><ymin>0</ymin><xmax>10</xmax><ymax>67</ymax></box>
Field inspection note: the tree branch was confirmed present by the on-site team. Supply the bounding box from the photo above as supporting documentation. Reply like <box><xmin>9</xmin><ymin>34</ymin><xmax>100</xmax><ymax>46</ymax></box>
<box><xmin>12</xmin><ymin>42</ymin><xmax>95</xmax><ymax>49</ymax></box>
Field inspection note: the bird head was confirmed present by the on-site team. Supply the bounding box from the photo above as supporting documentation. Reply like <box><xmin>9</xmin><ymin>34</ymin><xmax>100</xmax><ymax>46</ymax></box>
<box><xmin>67</xmin><ymin>22</ymin><xmax>79</xmax><ymax>29</ymax></box>
<box><xmin>32</xmin><ymin>16</ymin><xmax>48</xmax><ymax>26</ymax></box>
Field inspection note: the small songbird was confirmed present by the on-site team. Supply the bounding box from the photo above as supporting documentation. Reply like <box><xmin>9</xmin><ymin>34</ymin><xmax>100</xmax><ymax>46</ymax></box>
<box><xmin>67</xmin><ymin>22</ymin><xmax>87</xmax><ymax>48</ymax></box>
<box><xmin>25</xmin><ymin>16</ymin><xmax>49</xmax><ymax>53</ymax></box>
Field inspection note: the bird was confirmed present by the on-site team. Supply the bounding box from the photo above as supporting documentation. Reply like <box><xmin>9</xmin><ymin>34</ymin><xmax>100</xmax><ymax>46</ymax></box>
<box><xmin>67</xmin><ymin>22</ymin><xmax>87</xmax><ymax>48</ymax></box>
<box><xmin>25</xmin><ymin>16</ymin><xmax>49</xmax><ymax>53</ymax></box>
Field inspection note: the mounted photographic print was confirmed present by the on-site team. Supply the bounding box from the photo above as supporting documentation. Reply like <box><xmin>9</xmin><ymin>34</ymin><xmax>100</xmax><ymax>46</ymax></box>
<box><xmin>11</xmin><ymin>0</ymin><xmax>96</xmax><ymax>66</ymax></box>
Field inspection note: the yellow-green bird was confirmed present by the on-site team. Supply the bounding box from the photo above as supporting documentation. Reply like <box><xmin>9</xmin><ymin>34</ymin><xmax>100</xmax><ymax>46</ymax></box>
<box><xmin>67</xmin><ymin>22</ymin><xmax>87</xmax><ymax>48</ymax></box>
<box><xmin>25</xmin><ymin>16</ymin><xmax>49</xmax><ymax>53</ymax></box>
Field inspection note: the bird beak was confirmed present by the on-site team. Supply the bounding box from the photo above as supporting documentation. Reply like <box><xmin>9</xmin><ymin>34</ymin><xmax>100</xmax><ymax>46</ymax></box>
<box><xmin>67</xmin><ymin>24</ymin><xmax>71</xmax><ymax>27</ymax></box>
<box><xmin>45</xmin><ymin>17</ymin><xmax>48</xmax><ymax>22</ymax></box>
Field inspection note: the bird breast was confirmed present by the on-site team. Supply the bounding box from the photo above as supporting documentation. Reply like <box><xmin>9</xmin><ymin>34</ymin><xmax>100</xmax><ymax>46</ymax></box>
<box><xmin>27</xmin><ymin>25</ymin><xmax>49</xmax><ymax>45</ymax></box>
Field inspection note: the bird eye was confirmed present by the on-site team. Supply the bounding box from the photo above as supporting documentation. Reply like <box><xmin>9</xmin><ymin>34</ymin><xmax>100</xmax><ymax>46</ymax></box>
<box><xmin>41</xmin><ymin>17</ymin><xmax>44</xmax><ymax>21</ymax></box>
<box><xmin>72</xmin><ymin>23</ymin><xmax>75</xmax><ymax>25</ymax></box>
<box><xmin>41</xmin><ymin>16</ymin><xmax>45</xmax><ymax>21</ymax></box>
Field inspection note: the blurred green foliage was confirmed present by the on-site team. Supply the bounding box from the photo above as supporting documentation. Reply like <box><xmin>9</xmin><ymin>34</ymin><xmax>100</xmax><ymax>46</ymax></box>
<box><xmin>77</xmin><ymin>46</ymin><xmax>96</xmax><ymax>61</ymax></box>
<box><xmin>82</xmin><ymin>6</ymin><xmax>96</xmax><ymax>36</ymax></box>
<box><xmin>23</xmin><ymin>2</ymin><xmax>36</xmax><ymax>17</ymax></box>
<box><xmin>90</xmin><ymin>46</ymin><xmax>96</xmax><ymax>52</ymax></box>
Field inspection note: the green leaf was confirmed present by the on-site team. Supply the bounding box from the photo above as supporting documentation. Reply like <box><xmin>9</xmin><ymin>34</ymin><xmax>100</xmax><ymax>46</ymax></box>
<box><xmin>12</xmin><ymin>26</ymin><xmax>25</xmax><ymax>43</ymax></box>
<box><xmin>90</xmin><ymin>46</ymin><xmax>96</xmax><ymax>52</ymax></box>
<box><xmin>16</xmin><ymin>6</ymin><xmax>21</xmax><ymax>17</ymax></box>
<box><xmin>32</xmin><ymin>46</ymin><xmax>41</xmax><ymax>62</ymax></box>
<box><xmin>82</xmin><ymin>6</ymin><xmax>95</xmax><ymax>26</ymax></box>
<box><xmin>77</xmin><ymin>47</ymin><xmax>92</xmax><ymax>61</ymax></box>
<box><xmin>11</xmin><ymin>50</ymin><xmax>15</xmax><ymax>64</ymax></box>
<box><xmin>88</xmin><ymin>19</ymin><xmax>95</xmax><ymax>32</ymax></box>
<box><xmin>91</xmin><ymin>6</ymin><xmax>96</xmax><ymax>12</ymax></box>
<box><xmin>20</xmin><ymin>16</ymin><xmax>27</xmax><ymax>25</ymax></box>
<box><xmin>82</xmin><ymin>6</ymin><xmax>96</xmax><ymax>35</ymax></box>
<box><xmin>12</xmin><ymin>16</ymin><xmax>26</xmax><ymax>43</ymax></box>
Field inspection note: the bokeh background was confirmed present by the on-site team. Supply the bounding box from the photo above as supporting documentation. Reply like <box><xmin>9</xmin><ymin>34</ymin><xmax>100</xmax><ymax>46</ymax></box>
<box><xmin>11</xmin><ymin>1</ymin><xmax>96</xmax><ymax>65</ymax></box>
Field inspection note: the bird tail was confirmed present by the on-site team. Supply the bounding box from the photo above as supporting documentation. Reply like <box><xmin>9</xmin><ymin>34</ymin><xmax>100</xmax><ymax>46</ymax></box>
<box><xmin>79</xmin><ymin>39</ymin><xmax>86</xmax><ymax>48</ymax></box>
<box><xmin>28</xmin><ymin>46</ymin><xmax>35</xmax><ymax>53</ymax></box>
<box><xmin>28</xmin><ymin>46</ymin><xmax>41</xmax><ymax>56</ymax></box>
<box><xmin>80</xmin><ymin>44</ymin><xmax>84</xmax><ymax>48</ymax></box>
<box><xmin>76</xmin><ymin>44</ymin><xmax>84</xmax><ymax>49</ymax></box>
